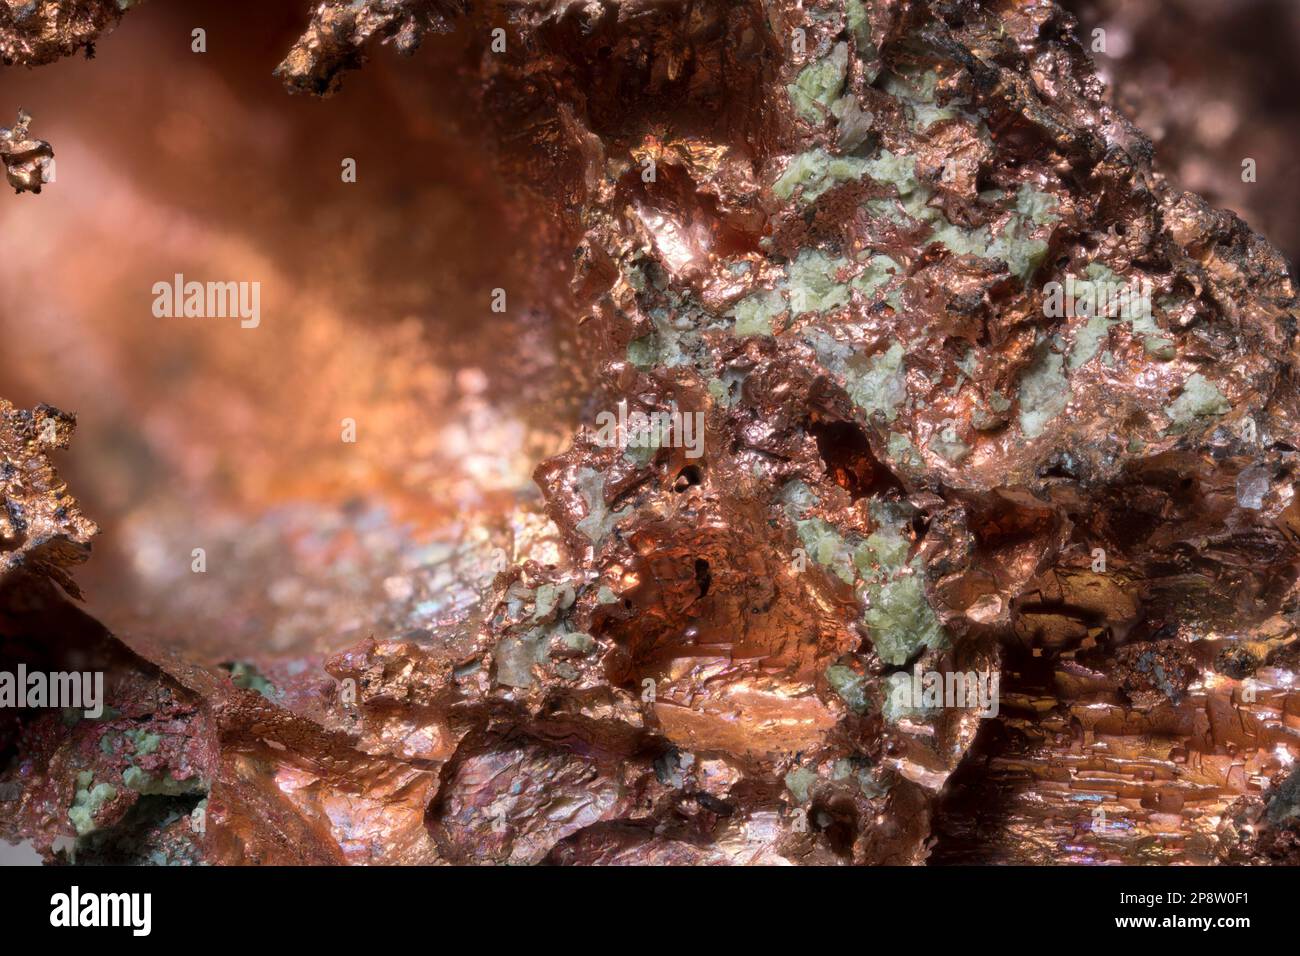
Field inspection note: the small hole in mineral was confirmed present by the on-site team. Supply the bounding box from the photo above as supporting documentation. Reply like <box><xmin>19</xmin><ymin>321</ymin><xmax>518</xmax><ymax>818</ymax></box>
<box><xmin>808</xmin><ymin>418</ymin><xmax>903</xmax><ymax>500</ymax></box>
<box><xmin>674</xmin><ymin>465</ymin><xmax>703</xmax><ymax>491</ymax></box>
<box><xmin>811</xmin><ymin>797</ymin><xmax>859</xmax><ymax>858</ymax></box>
<box><xmin>694</xmin><ymin>558</ymin><xmax>711</xmax><ymax>599</ymax></box>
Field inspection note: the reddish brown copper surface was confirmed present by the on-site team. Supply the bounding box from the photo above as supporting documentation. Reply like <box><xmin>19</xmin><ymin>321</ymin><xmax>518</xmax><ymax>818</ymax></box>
<box><xmin>2</xmin><ymin>0</ymin><xmax>1299</xmax><ymax>866</ymax></box>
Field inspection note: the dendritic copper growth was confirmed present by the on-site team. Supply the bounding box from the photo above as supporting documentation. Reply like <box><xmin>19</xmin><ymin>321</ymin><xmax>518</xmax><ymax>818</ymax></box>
<box><xmin>2</xmin><ymin>0</ymin><xmax>1299</xmax><ymax>867</ymax></box>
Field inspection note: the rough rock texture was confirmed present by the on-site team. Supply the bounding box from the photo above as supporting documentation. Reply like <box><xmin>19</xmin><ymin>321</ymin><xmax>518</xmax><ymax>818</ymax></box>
<box><xmin>1064</xmin><ymin>0</ymin><xmax>1300</xmax><ymax>267</ymax></box>
<box><xmin>274</xmin><ymin>0</ymin><xmax>466</xmax><ymax>96</ymax></box>
<box><xmin>0</xmin><ymin>400</ymin><xmax>97</xmax><ymax>596</ymax></box>
<box><xmin>0</xmin><ymin>0</ymin><xmax>126</xmax><ymax>66</ymax></box>
<box><xmin>3</xmin><ymin>0</ymin><xmax>1300</xmax><ymax>865</ymax></box>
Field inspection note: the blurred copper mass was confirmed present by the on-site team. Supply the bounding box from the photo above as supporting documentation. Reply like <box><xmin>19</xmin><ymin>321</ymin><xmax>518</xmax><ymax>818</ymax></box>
<box><xmin>1</xmin><ymin>0</ymin><xmax>1299</xmax><ymax>866</ymax></box>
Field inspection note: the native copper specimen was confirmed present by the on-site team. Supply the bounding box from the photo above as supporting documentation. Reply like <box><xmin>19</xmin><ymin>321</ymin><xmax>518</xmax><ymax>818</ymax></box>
<box><xmin>2</xmin><ymin>0</ymin><xmax>1299</xmax><ymax>866</ymax></box>
<box><xmin>0</xmin><ymin>110</ymin><xmax>53</xmax><ymax>193</ymax></box>
<box><xmin>0</xmin><ymin>0</ymin><xmax>125</xmax><ymax>67</ymax></box>
<box><xmin>274</xmin><ymin>0</ymin><xmax>466</xmax><ymax>96</ymax></box>
<box><xmin>1064</xmin><ymin>0</ymin><xmax>1300</xmax><ymax>267</ymax></box>
<box><xmin>0</xmin><ymin>401</ymin><xmax>96</xmax><ymax>594</ymax></box>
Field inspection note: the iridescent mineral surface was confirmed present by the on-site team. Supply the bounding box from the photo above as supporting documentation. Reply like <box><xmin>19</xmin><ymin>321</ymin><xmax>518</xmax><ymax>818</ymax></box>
<box><xmin>2</xmin><ymin>0</ymin><xmax>1299</xmax><ymax>865</ymax></box>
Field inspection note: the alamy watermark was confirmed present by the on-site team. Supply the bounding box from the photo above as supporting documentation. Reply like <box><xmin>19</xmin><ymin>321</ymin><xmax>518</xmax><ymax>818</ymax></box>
<box><xmin>50</xmin><ymin>886</ymin><xmax>151</xmax><ymax>936</ymax></box>
<box><xmin>152</xmin><ymin>273</ymin><xmax>261</xmax><ymax>328</ymax></box>
<box><xmin>889</xmin><ymin>666</ymin><xmax>1000</xmax><ymax>718</ymax></box>
<box><xmin>1042</xmin><ymin>273</ymin><xmax>1153</xmax><ymax>320</ymax></box>
<box><xmin>593</xmin><ymin>399</ymin><xmax>704</xmax><ymax>459</ymax></box>
<box><xmin>0</xmin><ymin>665</ymin><xmax>104</xmax><ymax>718</ymax></box>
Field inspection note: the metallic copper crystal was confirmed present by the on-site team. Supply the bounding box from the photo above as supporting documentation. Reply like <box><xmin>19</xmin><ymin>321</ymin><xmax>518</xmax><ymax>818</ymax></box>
<box><xmin>2</xmin><ymin>0</ymin><xmax>1299</xmax><ymax>866</ymax></box>
<box><xmin>0</xmin><ymin>110</ymin><xmax>53</xmax><ymax>193</ymax></box>
<box><xmin>0</xmin><ymin>0</ymin><xmax>124</xmax><ymax>67</ymax></box>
